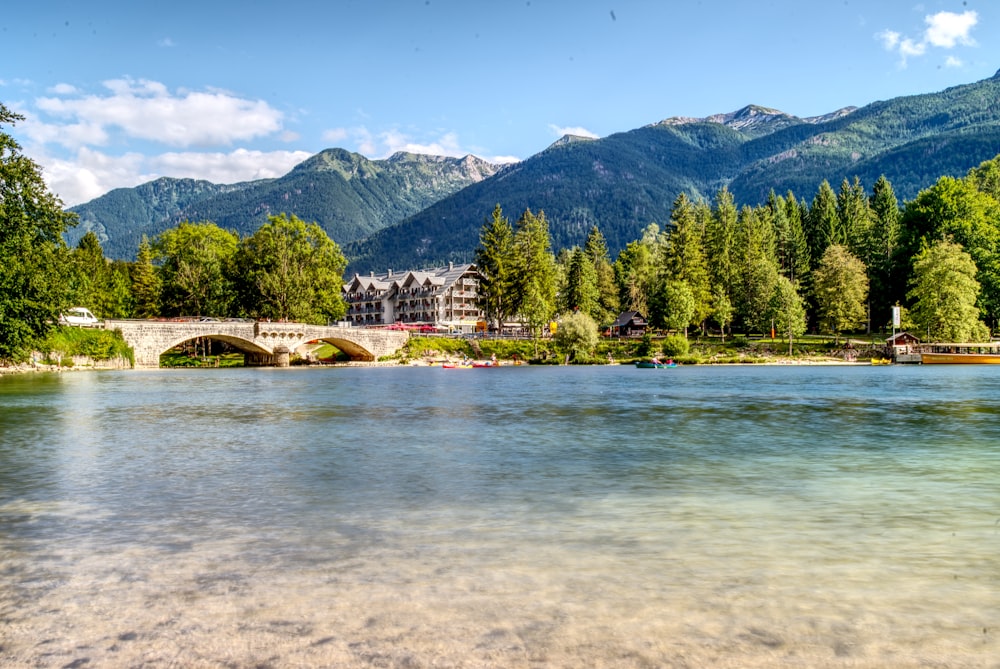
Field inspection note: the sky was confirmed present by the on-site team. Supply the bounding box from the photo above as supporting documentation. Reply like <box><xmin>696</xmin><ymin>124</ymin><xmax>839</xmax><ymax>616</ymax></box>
<box><xmin>2</xmin><ymin>0</ymin><xmax>997</xmax><ymax>207</ymax></box>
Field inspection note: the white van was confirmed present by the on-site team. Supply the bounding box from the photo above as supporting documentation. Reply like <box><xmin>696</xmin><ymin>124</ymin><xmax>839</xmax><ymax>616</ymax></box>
<box><xmin>59</xmin><ymin>307</ymin><xmax>100</xmax><ymax>327</ymax></box>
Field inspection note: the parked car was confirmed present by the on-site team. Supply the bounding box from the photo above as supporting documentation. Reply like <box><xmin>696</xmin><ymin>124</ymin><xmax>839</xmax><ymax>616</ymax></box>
<box><xmin>59</xmin><ymin>307</ymin><xmax>100</xmax><ymax>327</ymax></box>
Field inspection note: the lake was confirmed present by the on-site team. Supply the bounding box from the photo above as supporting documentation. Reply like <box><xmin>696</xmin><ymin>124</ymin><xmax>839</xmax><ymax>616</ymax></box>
<box><xmin>1</xmin><ymin>364</ymin><xmax>998</xmax><ymax>667</ymax></box>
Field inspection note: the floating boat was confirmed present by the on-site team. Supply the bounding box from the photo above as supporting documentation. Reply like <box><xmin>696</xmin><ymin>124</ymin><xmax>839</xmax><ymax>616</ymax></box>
<box><xmin>635</xmin><ymin>360</ymin><xmax>676</xmax><ymax>368</ymax></box>
<box><xmin>919</xmin><ymin>342</ymin><xmax>1000</xmax><ymax>364</ymax></box>
<box><xmin>870</xmin><ymin>357</ymin><xmax>893</xmax><ymax>365</ymax></box>
<box><xmin>441</xmin><ymin>363</ymin><xmax>473</xmax><ymax>369</ymax></box>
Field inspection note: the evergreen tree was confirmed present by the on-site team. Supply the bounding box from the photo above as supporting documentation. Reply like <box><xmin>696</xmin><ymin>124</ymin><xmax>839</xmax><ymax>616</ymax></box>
<box><xmin>583</xmin><ymin>225</ymin><xmax>619</xmax><ymax>325</ymax></box>
<box><xmin>733</xmin><ymin>205</ymin><xmax>780</xmax><ymax>333</ymax></box>
<box><xmin>784</xmin><ymin>191</ymin><xmax>812</xmax><ymax>289</ymax></box>
<box><xmin>806</xmin><ymin>180</ymin><xmax>840</xmax><ymax>262</ymax></box>
<box><xmin>512</xmin><ymin>209</ymin><xmax>558</xmax><ymax>340</ymax></box>
<box><xmin>838</xmin><ymin>176</ymin><xmax>873</xmax><ymax>260</ymax></box>
<box><xmin>663</xmin><ymin>193</ymin><xmax>712</xmax><ymax>331</ymax></box>
<box><xmin>474</xmin><ymin>204</ymin><xmax>517</xmax><ymax>331</ymax></box>
<box><xmin>562</xmin><ymin>246</ymin><xmax>600</xmax><ymax>318</ymax></box>
<box><xmin>131</xmin><ymin>235</ymin><xmax>162</xmax><ymax>319</ymax></box>
<box><xmin>706</xmin><ymin>187</ymin><xmax>738</xmax><ymax>300</ymax></box>
<box><xmin>868</xmin><ymin>175</ymin><xmax>900</xmax><ymax>329</ymax></box>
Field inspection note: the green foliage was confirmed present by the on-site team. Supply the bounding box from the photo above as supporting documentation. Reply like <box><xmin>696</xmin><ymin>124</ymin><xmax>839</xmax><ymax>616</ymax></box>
<box><xmin>40</xmin><ymin>326</ymin><xmax>134</xmax><ymax>365</ymax></box>
<box><xmin>907</xmin><ymin>240</ymin><xmax>988</xmax><ymax>342</ymax></box>
<box><xmin>553</xmin><ymin>310</ymin><xmax>599</xmax><ymax>361</ymax></box>
<box><xmin>71</xmin><ymin>151</ymin><xmax>500</xmax><ymax>261</ymax></box>
<box><xmin>659</xmin><ymin>334</ymin><xmax>690</xmax><ymax>357</ymax></box>
<box><xmin>474</xmin><ymin>204</ymin><xmax>517</xmax><ymax>330</ymax></box>
<box><xmin>511</xmin><ymin>209</ymin><xmax>558</xmax><ymax>337</ymax></box>
<box><xmin>658</xmin><ymin>280</ymin><xmax>696</xmax><ymax>334</ymax></box>
<box><xmin>154</xmin><ymin>221</ymin><xmax>239</xmax><ymax>317</ymax></box>
<box><xmin>130</xmin><ymin>235</ymin><xmax>161</xmax><ymax>318</ymax></box>
<box><xmin>812</xmin><ymin>245</ymin><xmax>869</xmax><ymax>341</ymax></box>
<box><xmin>771</xmin><ymin>276</ymin><xmax>808</xmax><ymax>354</ymax></box>
<box><xmin>561</xmin><ymin>247</ymin><xmax>600</xmax><ymax>318</ymax></box>
<box><xmin>0</xmin><ymin>103</ymin><xmax>76</xmax><ymax>363</ymax></box>
<box><xmin>66</xmin><ymin>232</ymin><xmax>134</xmax><ymax>318</ymax></box>
<box><xmin>897</xmin><ymin>172</ymin><xmax>1000</xmax><ymax>325</ymax></box>
<box><xmin>233</xmin><ymin>214</ymin><xmax>348</xmax><ymax>324</ymax></box>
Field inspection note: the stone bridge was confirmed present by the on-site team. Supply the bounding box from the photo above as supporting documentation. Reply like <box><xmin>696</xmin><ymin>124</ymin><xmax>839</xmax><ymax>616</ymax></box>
<box><xmin>103</xmin><ymin>320</ymin><xmax>410</xmax><ymax>368</ymax></box>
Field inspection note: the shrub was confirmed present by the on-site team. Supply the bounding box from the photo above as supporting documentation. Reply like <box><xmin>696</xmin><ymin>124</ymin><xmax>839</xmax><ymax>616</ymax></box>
<box><xmin>660</xmin><ymin>334</ymin><xmax>690</xmax><ymax>357</ymax></box>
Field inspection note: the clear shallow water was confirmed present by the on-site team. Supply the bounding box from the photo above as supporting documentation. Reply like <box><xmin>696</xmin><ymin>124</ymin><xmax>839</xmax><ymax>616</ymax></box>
<box><xmin>1</xmin><ymin>364</ymin><xmax>998</xmax><ymax>668</ymax></box>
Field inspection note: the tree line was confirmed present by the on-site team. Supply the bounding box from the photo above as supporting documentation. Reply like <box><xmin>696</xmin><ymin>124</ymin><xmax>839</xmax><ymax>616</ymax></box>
<box><xmin>475</xmin><ymin>154</ymin><xmax>1000</xmax><ymax>347</ymax></box>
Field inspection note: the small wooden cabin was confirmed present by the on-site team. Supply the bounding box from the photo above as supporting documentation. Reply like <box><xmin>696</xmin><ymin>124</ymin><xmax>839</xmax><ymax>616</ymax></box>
<box><xmin>886</xmin><ymin>332</ymin><xmax>920</xmax><ymax>350</ymax></box>
<box><xmin>609</xmin><ymin>311</ymin><xmax>648</xmax><ymax>338</ymax></box>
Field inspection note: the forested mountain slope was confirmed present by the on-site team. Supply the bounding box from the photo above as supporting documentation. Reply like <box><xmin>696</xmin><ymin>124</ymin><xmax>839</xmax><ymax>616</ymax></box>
<box><xmin>346</xmin><ymin>70</ymin><xmax>1000</xmax><ymax>275</ymax></box>
<box><xmin>69</xmin><ymin>150</ymin><xmax>501</xmax><ymax>259</ymax></box>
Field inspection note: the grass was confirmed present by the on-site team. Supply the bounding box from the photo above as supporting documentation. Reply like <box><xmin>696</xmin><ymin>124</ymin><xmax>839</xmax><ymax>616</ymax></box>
<box><xmin>397</xmin><ymin>331</ymin><xmax>889</xmax><ymax>365</ymax></box>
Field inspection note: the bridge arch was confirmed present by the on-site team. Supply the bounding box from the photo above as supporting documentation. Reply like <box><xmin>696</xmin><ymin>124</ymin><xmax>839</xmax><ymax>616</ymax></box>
<box><xmin>103</xmin><ymin>320</ymin><xmax>408</xmax><ymax>368</ymax></box>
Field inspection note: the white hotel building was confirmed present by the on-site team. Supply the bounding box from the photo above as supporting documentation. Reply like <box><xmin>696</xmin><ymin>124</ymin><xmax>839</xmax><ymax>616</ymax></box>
<box><xmin>342</xmin><ymin>263</ymin><xmax>484</xmax><ymax>331</ymax></box>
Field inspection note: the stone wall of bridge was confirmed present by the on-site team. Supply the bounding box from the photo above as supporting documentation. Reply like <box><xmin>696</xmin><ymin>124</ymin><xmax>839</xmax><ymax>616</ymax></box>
<box><xmin>103</xmin><ymin>320</ymin><xmax>410</xmax><ymax>368</ymax></box>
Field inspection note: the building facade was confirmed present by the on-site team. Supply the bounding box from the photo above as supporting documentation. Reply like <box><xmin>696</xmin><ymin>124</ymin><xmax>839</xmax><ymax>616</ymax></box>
<box><xmin>342</xmin><ymin>263</ymin><xmax>484</xmax><ymax>331</ymax></box>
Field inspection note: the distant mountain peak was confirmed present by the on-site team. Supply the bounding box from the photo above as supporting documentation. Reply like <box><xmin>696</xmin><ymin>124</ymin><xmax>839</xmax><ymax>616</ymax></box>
<box><xmin>802</xmin><ymin>106</ymin><xmax>858</xmax><ymax>124</ymax></box>
<box><xmin>653</xmin><ymin>104</ymin><xmax>799</xmax><ymax>133</ymax></box>
<box><xmin>546</xmin><ymin>134</ymin><xmax>598</xmax><ymax>150</ymax></box>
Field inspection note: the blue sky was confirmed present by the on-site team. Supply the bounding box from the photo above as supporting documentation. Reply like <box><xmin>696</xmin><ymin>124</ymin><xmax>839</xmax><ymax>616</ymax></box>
<box><xmin>2</xmin><ymin>1</ymin><xmax>996</xmax><ymax>206</ymax></box>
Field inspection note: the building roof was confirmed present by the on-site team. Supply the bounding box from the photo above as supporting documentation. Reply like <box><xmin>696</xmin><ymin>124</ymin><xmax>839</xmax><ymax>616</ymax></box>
<box><xmin>344</xmin><ymin>263</ymin><xmax>478</xmax><ymax>295</ymax></box>
<box><xmin>610</xmin><ymin>311</ymin><xmax>646</xmax><ymax>327</ymax></box>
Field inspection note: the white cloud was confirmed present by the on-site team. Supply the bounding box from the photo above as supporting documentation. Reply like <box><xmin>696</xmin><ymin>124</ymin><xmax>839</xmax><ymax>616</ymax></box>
<box><xmin>944</xmin><ymin>56</ymin><xmax>963</xmax><ymax>68</ymax></box>
<box><xmin>49</xmin><ymin>83</ymin><xmax>79</xmax><ymax>95</ymax></box>
<box><xmin>34</xmin><ymin>146</ymin><xmax>311</xmax><ymax>206</ymax></box>
<box><xmin>877</xmin><ymin>29</ymin><xmax>900</xmax><ymax>50</ymax></box>
<box><xmin>158</xmin><ymin>37</ymin><xmax>176</xmax><ymax>48</ymax></box>
<box><xmin>549</xmin><ymin>124</ymin><xmax>600</xmax><ymax>139</ymax></box>
<box><xmin>320</xmin><ymin>125</ymin><xmax>499</xmax><ymax>161</ymax></box>
<box><xmin>878</xmin><ymin>10</ymin><xmax>978</xmax><ymax>66</ymax></box>
<box><xmin>925</xmin><ymin>11</ymin><xmax>977</xmax><ymax>48</ymax></box>
<box><xmin>33</xmin><ymin>78</ymin><xmax>285</xmax><ymax>148</ymax></box>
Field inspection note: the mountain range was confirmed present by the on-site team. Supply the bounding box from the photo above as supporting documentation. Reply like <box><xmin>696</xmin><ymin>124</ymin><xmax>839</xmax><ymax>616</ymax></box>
<box><xmin>68</xmin><ymin>151</ymin><xmax>501</xmax><ymax>258</ymax></box>
<box><xmin>69</xmin><ymin>70</ymin><xmax>1000</xmax><ymax>275</ymax></box>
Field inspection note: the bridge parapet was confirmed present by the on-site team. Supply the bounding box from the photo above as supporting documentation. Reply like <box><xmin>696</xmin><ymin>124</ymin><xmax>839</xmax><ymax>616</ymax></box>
<box><xmin>103</xmin><ymin>320</ymin><xmax>409</xmax><ymax>368</ymax></box>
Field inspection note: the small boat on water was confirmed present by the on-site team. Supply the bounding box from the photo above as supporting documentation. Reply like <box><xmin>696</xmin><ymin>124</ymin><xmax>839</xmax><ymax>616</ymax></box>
<box><xmin>870</xmin><ymin>357</ymin><xmax>893</xmax><ymax>365</ymax></box>
<box><xmin>635</xmin><ymin>360</ymin><xmax>676</xmax><ymax>369</ymax></box>
<box><xmin>918</xmin><ymin>342</ymin><xmax>1000</xmax><ymax>364</ymax></box>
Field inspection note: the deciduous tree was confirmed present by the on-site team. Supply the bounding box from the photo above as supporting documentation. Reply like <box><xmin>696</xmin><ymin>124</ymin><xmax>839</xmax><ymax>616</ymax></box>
<box><xmin>812</xmin><ymin>244</ymin><xmax>868</xmax><ymax>343</ymax></box>
<box><xmin>908</xmin><ymin>240</ymin><xmax>988</xmax><ymax>342</ymax></box>
<box><xmin>234</xmin><ymin>214</ymin><xmax>348</xmax><ymax>324</ymax></box>
<box><xmin>154</xmin><ymin>221</ymin><xmax>239</xmax><ymax>317</ymax></box>
<box><xmin>0</xmin><ymin>103</ymin><xmax>76</xmax><ymax>362</ymax></box>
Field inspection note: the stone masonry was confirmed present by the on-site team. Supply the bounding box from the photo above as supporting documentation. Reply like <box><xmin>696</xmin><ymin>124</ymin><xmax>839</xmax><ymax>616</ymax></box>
<box><xmin>103</xmin><ymin>320</ymin><xmax>410</xmax><ymax>368</ymax></box>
